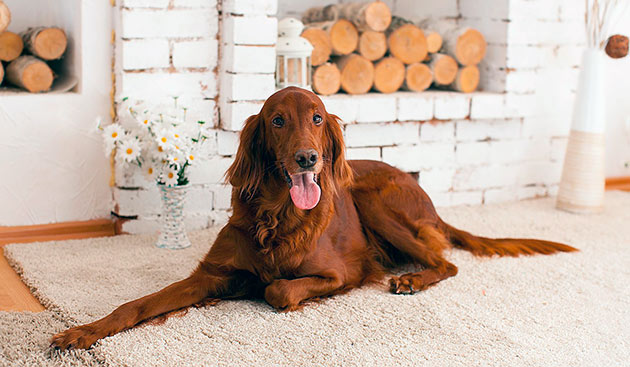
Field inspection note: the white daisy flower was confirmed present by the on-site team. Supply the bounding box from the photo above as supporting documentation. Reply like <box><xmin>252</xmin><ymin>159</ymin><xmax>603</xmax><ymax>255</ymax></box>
<box><xmin>163</xmin><ymin>166</ymin><xmax>179</xmax><ymax>187</ymax></box>
<box><xmin>118</xmin><ymin>137</ymin><xmax>141</xmax><ymax>163</ymax></box>
<box><xmin>167</xmin><ymin>149</ymin><xmax>186</xmax><ymax>168</ymax></box>
<box><xmin>103</xmin><ymin>124</ymin><xmax>124</xmax><ymax>145</ymax></box>
<box><xmin>156</xmin><ymin>129</ymin><xmax>175</xmax><ymax>150</ymax></box>
<box><xmin>186</xmin><ymin>153</ymin><xmax>196</xmax><ymax>165</ymax></box>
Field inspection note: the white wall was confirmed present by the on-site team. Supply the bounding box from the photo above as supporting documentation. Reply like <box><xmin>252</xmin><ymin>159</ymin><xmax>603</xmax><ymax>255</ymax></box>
<box><xmin>0</xmin><ymin>1</ymin><xmax>113</xmax><ymax>226</ymax></box>
<box><xmin>604</xmin><ymin>10</ymin><xmax>630</xmax><ymax>177</ymax></box>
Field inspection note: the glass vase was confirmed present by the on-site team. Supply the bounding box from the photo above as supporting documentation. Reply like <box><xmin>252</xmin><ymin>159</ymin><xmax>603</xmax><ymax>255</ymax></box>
<box><xmin>156</xmin><ymin>184</ymin><xmax>191</xmax><ymax>249</ymax></box>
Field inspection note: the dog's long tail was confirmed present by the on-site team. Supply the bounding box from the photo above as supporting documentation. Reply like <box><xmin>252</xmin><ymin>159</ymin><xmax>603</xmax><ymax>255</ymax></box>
<box><xmin>441</xmin><ymin>222</ymin><xmax>578</xmax><ymax>257</ymax></box>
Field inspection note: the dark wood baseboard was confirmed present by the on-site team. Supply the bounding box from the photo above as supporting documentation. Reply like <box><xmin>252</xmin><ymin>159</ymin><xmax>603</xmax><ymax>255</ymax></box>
<box><xmin>0</xmin><ymin>219</ymin><xmax>116</xmax><ymax>246</ymax></box>
<box><xmin>606</xmin><ymin>176</ymin><xmax>630</xmax><ymax>191</ymax></box>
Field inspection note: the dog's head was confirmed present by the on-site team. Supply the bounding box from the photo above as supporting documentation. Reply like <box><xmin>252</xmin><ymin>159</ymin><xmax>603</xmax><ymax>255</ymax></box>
<box><xmin>226</xmin><ymin>87</ymin><xmax>353</xmax><ymax>210</ymax></box>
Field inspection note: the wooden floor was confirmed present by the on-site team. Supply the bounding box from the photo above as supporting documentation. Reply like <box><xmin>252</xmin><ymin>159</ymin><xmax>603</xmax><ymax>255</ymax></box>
<box><xmin>0</xmin><ymin>219</ymin><xmax>116</xmax><ymax>312</ymax></box>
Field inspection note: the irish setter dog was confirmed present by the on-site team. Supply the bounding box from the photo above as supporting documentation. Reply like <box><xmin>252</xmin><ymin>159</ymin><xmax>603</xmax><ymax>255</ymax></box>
<box><xmin>51</xmin><ymin>86</ymin><xmax>576</xmax><ymax>350</ymax></box>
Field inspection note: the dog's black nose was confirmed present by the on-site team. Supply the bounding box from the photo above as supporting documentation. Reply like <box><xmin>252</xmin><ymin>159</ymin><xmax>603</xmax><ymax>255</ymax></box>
<box><xmin>295</xmin><ymin>149</ymin><xmax>319</xmax><ymax>169</ymax></box>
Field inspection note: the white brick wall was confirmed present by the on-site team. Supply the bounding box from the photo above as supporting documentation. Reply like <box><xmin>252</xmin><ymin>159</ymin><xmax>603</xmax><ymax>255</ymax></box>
<box><xmin>113</xmin><ymin>0</ymin><xmax>585</xmax><ymax>233</ymax></box>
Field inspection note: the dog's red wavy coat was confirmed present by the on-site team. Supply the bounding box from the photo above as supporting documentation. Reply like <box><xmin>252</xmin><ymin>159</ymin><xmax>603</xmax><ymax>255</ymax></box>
<box><xmin>51</xmin><ymin>87</ymin><xmax>577</xmax><ymax>350</ymax></box>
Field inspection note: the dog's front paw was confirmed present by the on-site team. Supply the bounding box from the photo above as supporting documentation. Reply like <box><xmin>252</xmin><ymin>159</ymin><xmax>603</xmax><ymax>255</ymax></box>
<box><xmin>50</xmin><ymin>324</ymin><xmax>103</xmax><ymax>350</ymax></box>
<box><xmin>264</xmin><ymin>279</ymin><xmax>302</xmax><ymax>312</ymax></box>
<box><xmin>389</xmin><ymin>273</ymin><xmax>427</xmax><ymax>295</ymax></box>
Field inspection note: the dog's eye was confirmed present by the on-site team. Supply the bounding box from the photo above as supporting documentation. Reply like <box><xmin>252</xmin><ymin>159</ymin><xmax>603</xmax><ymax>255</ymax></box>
<box><xmin>313</xmin><ymin>114</ymin><xmax>323</xmax><ymax>125</ymax></box>
<box><xmin>272</xmin><ymin>117</ymin><xmax>284</xmax><ymax>127</ymax></box>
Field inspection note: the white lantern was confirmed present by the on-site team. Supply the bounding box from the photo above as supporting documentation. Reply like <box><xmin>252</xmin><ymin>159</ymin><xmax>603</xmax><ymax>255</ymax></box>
<box><xmin>276</xmin><ymin>18</ymin><xmax>313</xmax><ymax>89</ymax></box>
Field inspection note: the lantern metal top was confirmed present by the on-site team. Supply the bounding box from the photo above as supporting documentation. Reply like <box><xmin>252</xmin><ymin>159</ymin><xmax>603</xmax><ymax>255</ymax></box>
<box><xmin>277</xmin><ymin>17</ymin><xmax>313</xmax><ymax>57</ymax></box>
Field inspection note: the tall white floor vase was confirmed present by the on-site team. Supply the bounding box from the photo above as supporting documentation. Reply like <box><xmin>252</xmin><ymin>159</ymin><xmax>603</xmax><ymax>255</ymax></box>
<box><xmin>557</xmin><ymin>49</ymin><xmax>606</xmax><ymax>213</ymax></box>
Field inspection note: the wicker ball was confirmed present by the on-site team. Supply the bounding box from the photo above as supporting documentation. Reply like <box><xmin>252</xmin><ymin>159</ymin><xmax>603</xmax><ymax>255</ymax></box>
<box><xmin>605</xmin><ymin>34</ymin><xmax>628</xmax><ymax>59</ymax></box>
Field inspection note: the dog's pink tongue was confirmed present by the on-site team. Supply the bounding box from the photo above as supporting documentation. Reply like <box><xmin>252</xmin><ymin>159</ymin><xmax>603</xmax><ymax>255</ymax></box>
<box><xmin>289</xmin><ymin>172</ymin><xmax>321</xmax><ymax>210</ymax></box>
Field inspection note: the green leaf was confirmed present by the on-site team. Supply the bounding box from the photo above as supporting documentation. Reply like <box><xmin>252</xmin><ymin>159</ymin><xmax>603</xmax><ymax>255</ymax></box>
<box><xmin>197</xmin><ymin>120</ymin><xmax>205</xmax><ymax>125</ymax></box>
<box><xmin>122</xmin><ymin>97</ymin><xmax>129</xmax><ymax>102</ymax></box>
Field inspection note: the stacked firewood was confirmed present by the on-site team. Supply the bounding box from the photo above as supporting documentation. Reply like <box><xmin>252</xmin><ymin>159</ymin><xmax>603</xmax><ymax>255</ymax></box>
<box><xmin>301</xmin><ymin>1</ymin><xmax>487</xmax><ymax>95</ymax></box>
<box><xmin>0</xmin><ymin>1</ymin><xmax>67</xmax><ymax>93</ymax></box>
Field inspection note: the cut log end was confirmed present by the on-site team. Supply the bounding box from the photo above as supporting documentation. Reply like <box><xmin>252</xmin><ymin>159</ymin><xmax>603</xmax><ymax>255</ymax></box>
<box><xmin>0</xmin><ymin>31</ymin><xmax>23</xmax><ymax>62</ymax></box>
<box><xmin>336</xmin><ymin>54</ymin><xmax>374</xmax><ymax>95</ymax></box>
<box><xmin>301</xmin><ymin>28</ymin><xmax>332</xmax><ymax>66</ymax></box>
<box><xmin>0</xmin><ymin>62</ymin><xmax>4</xmax><ymax>85</ymax></box>
<box><xmin>363</xmin><ymin>1</ymin><xmax>392</xmax><ymax>32</ymax></box>
<box><xmin>0</xmin><ymin>1</ymin><xmax>10</xmax><ymax>33</ymax></box>
<box><xmin>358</xmin><ymin>31</ymin><xmax>387</xmax><ymax>61</ymax></box>
<box><xmin>22</xmin><ymin>27</ymin><xmax>68</xmax><ymax>60</ymax></box>
<box><xmin>388</xmin><ymin>24</ymin><xmax>427</xmax><ymax>64</ymax></box>
<box><xmin>451</xmin><ymin>65</ymin><xmax>480</xmax><ymax>93</ymax></box>
<box><xmin>430</xmin><ymin>54</ymin><xmax>458</xmax><ymax>86</ymax></box>
<box><xmin>373</xmin><ymin>57</ymin><xmax>405</xmax><ymax>93</ymax></box>
<box><xmin>404</xmin><ymin>63</ymin><xmax>432</xmax><ymax>92</ymax></box>
<box><xmin>330</xmin><ymin>19</ymin><xmax>359</xmax><ymax>55</ymax></box>
<box><xmin>312</xmin><ymin>63</ymin><xmax>341</xmax><ymax>95</ymax></box>
<box><xmin>425</xmin><ymin>31</ymin><xmax>443</xmax><ymax>54</ymax></box>
<box><xmin>6</xmin><ymin>56</ymin><xmax>54</xmax><ymax>93</ymax></box>
<box><xmin>454</xmin><ymin>28</ymin><xmax>486</xmax><ymax>66</ymax></box>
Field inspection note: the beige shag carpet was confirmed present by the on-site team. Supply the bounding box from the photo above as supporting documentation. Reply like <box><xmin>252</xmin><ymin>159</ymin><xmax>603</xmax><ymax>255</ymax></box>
<box><xmin>1</xmin><ymin>192</ymin><xmax>629</xmax><ymax>367</ymax></box>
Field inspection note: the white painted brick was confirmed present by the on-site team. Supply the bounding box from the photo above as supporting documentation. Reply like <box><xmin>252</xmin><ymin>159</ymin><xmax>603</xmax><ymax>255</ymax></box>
<box><xmin>456</xmin><ymin>119</ymin><xmax>522</xmax><ymax>142</ymax></box>
<box><xmin>451</xmin><ymin>191</ymin><xmax>484</xmax><ymax>206</ymax></box>
<box><xmin>508</xmin><ymin>0</ymin><xmax>561</xmax><ymax>20</ymax></box>
<box><xmin>504</xmin><ymin>94</ymin><xmax>538</xmax><ymax>118</ymax></box>
<box><xmin>521</xmin><ymin>117</ymin><xmax>570</xmax><ymax>139</ymax></box>
<box><xmin>122</xmin><ymin>39</ymin><xmax>170</xmax><ymax>70</ymax></box>
<box><xmin>420</xmin><ymin>168</ymin><xmax>455</xmax><ymax>192</ymax></box>
<box><xmin>221</xmin><ymin>73</ymin><xmax>275</xmax><ymax>102</ymax></box>
<box><xmin>224</xmin><ymin>0</ymin><xmax>277</xmax><ymax>15</ymax></box>
<box><xmin>345</xmin><ymin>123</ymin><xmax>419</xmax><ymax>148</ymax></box>
<box><xmin>223</xmin><ymin>45</ymin><xmax>276</xmax><ymax>73</ymax></box>
<box><xmin>382</xmin><ymin>143</ymin><xmax>455</xmax><ymax>172</ymax></box>
<box><xmin>397</xmin><ymin>93</ymin><xmax>433</xmax><ymax>121</ymax></box>
<box><xmin>434</xmin><ymin>93</ymin><xmax>470</xmax><ymax>120</ymax></box>
<box><xmin>459</xmin><ymin>0</ymin><xmax>508</xmax><ymax>19</ymax></box>
<box><xmin>346</xmin><ymin>147</ymin><xmax>381</xmax><ymax>161</ymax></box>
<box><xmin>173</xmin><ymin>0</ymin><xmax>218</xmax><ymax>8</ymax></box>
<box><xmin>505</xmin><ymin>70</ymin><xmax>537</xmax><ymax>94</ymax></box>
<box><xmin>517</xmin><ymin>161</ymin><xmax>562</xmax><ymax>185</ymax></box>
<box><xmin>115</xmin><ymin>161</ymin><xmax>150</xmax><ymax>188</ymax></box>
<box><xmin>489</xmin><ymin>139</ymin><xmax>550</xmax><ymax>164</ymax></box>
<box><xmin>548</xmin><ymin>184</ymin><xmax>559</xmax><ymax>196</ymax></box>
<box><xmin>550</xmin><ymin>137</ymin><xmax>568</xmax><ymax>162</ymax></box>
<box><xmin>482</xmin><ymin>44</ymin><xmax>508</xmax><ymax>69</ymax></box>
<box><xmin>217</xmin><ymin>130</ymin><xmax>240</xmax><ymax>156</ymax></box>
<box><xmin>121</xmin><ymin>214</ymin><xmax>212</xmax><ymax>234</ymax></box>
<box><xmin>559</xmin><ymin>0</ymin><xmax>586</xmax><ymax>20</ymax></box>
<box><xmin>484</xmin><ymin>187</ymin><xmax>517</xmax><ymax>204</ymax></box>
<box><xmin>355</xmin><ymin>95</ymin><xmax>397</xmax><ymax>123</ymax></box>
<box><xmin>454</xmin><ymin>165</ymin><xmax>519</xmax><ymax>190</ymax></box>
<box><xmin>456</xmin><ymin>141</ymin><xmax>490</xmax><ymax>165</ymax></box>
<box><xmin>420</xmin><ymin>121</ymin><xmax>455</xmax><ymax>142</ymax></box>
<box><xmin>123</xmin><ymin>0</ymin><xmax>169</xmax><ymax>8</ymax></box>
<box><xmin>396</xmin><ymin>0</ymin><xmax>458</xmax><ymax>18</ymax></box>
<box><xmin>173</xmin><ymin>40</ymin><xmax>219</xmax><ymax>69</ymax></box>
<box><xmin>427</xmin><ymin>192</ymin><xmax>450</xmax><ymax>208</ymax></box>
<box><xmin>508</xmin><ymin>19</ymin><xmax>586</xmax><ymax>46</ymax></box>
<box><xmin>516</xmin><ymin>185</ymin><xmax>548</xmax><ymax>200</ymax></box>
<box><xmin>122</xmin><ymin>9</ymin><xmax>219</xmax><ymax>38</ymax></box>
<box><xmin>220</xmin><ymin>101</ymin><xmax>264</xmax><ymax>131</ymax></box>
<box><xmin>210</xmin><ymin>183</ymin><xmax>232</xmax><ymax>210</ymax></box>
<box><xmin>478</xmin><ymin>66</ymin><xmax>507</xmax><ymax>93</ymax></box>
<box><xmin>113</xmin><ymin>188</ymin><xmax>161</xmax><ymax>217</ymax></box>
<box><xmin>224</xmin><ymin>16</ymin><xmax>277</xmax><ymax>45</ymax></box>
<box><xmin>469</xmin><ymin>93</ymin><xmax>506</xmax><ymax>119</ymax></box>
<box><xmin>185</xmin><ymin>186</ymin><xmax>214</xmax><ymax>212</ymax></box>
<box><xmin>506</xmin><ymin>45</ymin><xmax>583</xmax><ymax>69</ymax></box>
<box><xmin>188</xmin><ymin>156</ymin><xmax>234</xmax><ymax>184</ymax></box>
<box><xmin>120</xmin><ymin>72</ymin><xmax>217</xmax><ymax>99</ymax></box>
<box><xmin>320</xmin><ymin>95</ymin><xmax>359</xmax><ymax>124</ymax></box>
<box><xmin>211</xmin><ymin>210</ymin><xmax>231</xmax><ymax>226</ymax></box>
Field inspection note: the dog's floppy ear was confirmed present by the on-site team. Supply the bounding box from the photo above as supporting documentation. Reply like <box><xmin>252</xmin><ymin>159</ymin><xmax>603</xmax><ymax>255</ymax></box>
<box><xmin>226</xmin><ymin>114</ymin><xmax>266</xmax><ymax>199</ymax></box>
<box><xmin>324</xmin><ymin>113</ymin><xmax>353</xmax><ymax>188</ymax></box>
